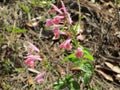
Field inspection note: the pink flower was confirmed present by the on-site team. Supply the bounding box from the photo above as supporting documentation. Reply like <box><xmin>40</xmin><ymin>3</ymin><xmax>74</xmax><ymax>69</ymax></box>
<box><xmin>27</xmin><ymin>55</ymin><xmax>42</xmax><ymax>61</ymax></box>
<box><xmin>45</xmin><ymin>19</ymin><xmax>54</xmax><ymax>27</ymax></box>
<box><xmin>25</xmin><ymin>55</ymin><xmax>42</xmax><ymax>68</ymax></box>
<box><xmin>46</xmin><ymin>16</ymin><xmax>64</xmax><ymax>27</ymax></box>
<box><xmin>66</xmin><ymin>13</ymin><xmax>72</xmax><ymax>24</ymax></box>
<box><xmin>61</xmin><ymin>0</ymin><xmax>72</xmax><ymax>24</ymax></box>
<box><xmin>61</xmin><ymin>0</ymin><xmax>67</xmax><ymax>14</ymax></box>
<box><xmin>59</xmin><ymin>39</ymin><xmax>72</xmax><ymax>50</ymax></box>
<box><xmin>53</xmin><ymin>15</ymin><xmax>64</xmax><ymax>24</ymax></box>
<box><xmin>51</xmin><ymin>4</ymin><xmax>63</xmax><ymax>14</ymax></box>
<box><xmin>75</xmin><ymin>47</ymin><xmax>83</xmax><ymax>58</ymax></box>
<box><xmin>34</xmin><ymin>71</ymin><xmax>46</xmax><ymax>83</ymax></box>
<box><xmin>26</xmin><ymin>41</ymin><xmax>40</xmax><ymax>55</ymax></box>
<box><xmin>52</xmin><ymin>27</ymin><xmax>66</xmax><ymax>39</ymax></box>
<box><xmin>25</xmin><ymin>58</ymin><xmax>34</xmax><ymax>68</ymax></box>
<box><xmin>51</xmin><ymin>1</ymin><xmax>72</xmax><ymax>24</ymax></box>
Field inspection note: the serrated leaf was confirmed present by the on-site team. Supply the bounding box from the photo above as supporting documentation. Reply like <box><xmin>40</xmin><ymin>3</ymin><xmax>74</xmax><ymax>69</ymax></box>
<box><xmin>83</xmin><ymin>72</ymin><xmax>92</xmax><ymax>85</ymax></box>
<box><xmin>80</xmin><ymin>62</ymin><xmax>94</xmax><ymax>73</ymax></box>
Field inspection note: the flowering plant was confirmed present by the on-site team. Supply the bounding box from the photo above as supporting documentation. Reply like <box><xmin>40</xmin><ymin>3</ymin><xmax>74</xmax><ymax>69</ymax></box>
<box><xmin>23</xmin><ymin>0</ymin><xmax>94</xmax><ymax>89</ymax></box>
<box><xmin>46</xmin><ymin>1</ymin><xmax>94</xmax><ymax>89</ymax></box>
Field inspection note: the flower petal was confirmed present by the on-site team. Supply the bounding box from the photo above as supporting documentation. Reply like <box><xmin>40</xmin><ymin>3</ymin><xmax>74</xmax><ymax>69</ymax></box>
<box><xmin>67</xmin><ymin>13</ymin><xmax>72</xmax><ymax>24</ymax></box>
<box><xmin>26</xmin><ymin>41</ymin><xmax>40</xmax><ymax>55</ymax></box>
<box><xmin>52</xmin><ymin>27</ymin><xmax>66</xmax><ymax>39</ymax></box>
<box><xmin>60</xmin><ymin>0</ymin><xmax>67</xmax><ymax>14</ymax></box>
<box><xmin>75</xmin><ymin>47</ymin><xmax>83</xmax><ymax>58</ymax></box>
<box><xmin>59</xmin><ymin>39</ymin><xmax>72</xmax><ymax>50</ymax></box>
<box><xmin>25</xmin><ymin>58</ymin><xmax>34</xmax><ymax>68</ymax></box>
<box><xmin>53</xmin><ymin>15</ymin><xmax>64</xmax><ymax>24</ymax></box>
<box><xmin>27</xmin><ymin>55</ymin><xmax>42</xmax><ymax>61</ymax></box>
<box><xmin>51</xmin><ymin>4</ymin><xmax>63</xmax><ymax>14</ymax></box>
<box><xmin>45</xmin><ymin>19</ymin><xmax>54</xmax><ymax>27</ymax></box>
<box><xmin>34</xmin><ymin>71</ymin><xmax>46</xmax><ymax>83</ymax></box>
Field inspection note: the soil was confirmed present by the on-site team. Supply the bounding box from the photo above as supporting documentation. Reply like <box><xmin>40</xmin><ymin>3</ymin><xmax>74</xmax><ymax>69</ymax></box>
<box><xmin>0</xmin><ymin>0</ymin><xmax>120</xmax><ymax>90</ymax></box>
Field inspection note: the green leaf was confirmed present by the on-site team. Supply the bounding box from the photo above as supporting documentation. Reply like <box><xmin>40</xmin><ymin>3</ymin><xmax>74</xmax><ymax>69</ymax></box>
<box><xmin>53</xmin><ymin>79</ymin><xmax>66</xmax><ymax>90</ymax></box>
<box><xmin>31</xmin><ymin>1</ymin><xmax>52</xmax><ymax>7</ymax></box>
<box><xmin>80</xmin><ymin>62</ymin><xmax>94</xmax><ymax>73</ymax></box>
<box><xmin>14</xmin><ymin>68</ymin><xmax>25</xmax><ymax>73</ymax></box>
<box><xmin>66</xmin><ymin>76</ymin><xmax>74</xmax><ymax>83</ymax></box>
<box><xmin>62</xmin><ymin>54</ymin><xmax>83</xmax><ymax>66</ymax></box>
<box><xmin>71</xmin><ymin>58</ymin><xmax>82</xmax><ymax>66</ymax></box>
<box><xmin>12</xmin><ymin>27</ymin><xmax>26</xmax><ymax>33</ymax></box>
<box><xmin>53</xmin><ymin>76</ymin><xmax>80</xmax><ymax>90</ymax></box>
<box><xmin>83</xmin><ymin>72</ymin><xmax>92</xmax><ymax>85</ymax></box>
<box><xmin>83</xmin><ymin>47</ymin><xmax>94</xmax><ymax>61</ymax></box>
<box><xmin>7</xmin><ymin>27</ymin><xmax>26</xmax><ymax>33</ymax></box>
<box><xmin>62</xmin><ymin>53</ymin><xmax>76</xmax><ymax>62</ymax></box>
<box><xmin>70</xmin><ymin>81</ymin><xmax>80</xmax><ymax>90</ymax></box>
<box><xmin>19</xmin><ymin>4</ymin><xmax>31</xmax><ymax>14</ymax></box>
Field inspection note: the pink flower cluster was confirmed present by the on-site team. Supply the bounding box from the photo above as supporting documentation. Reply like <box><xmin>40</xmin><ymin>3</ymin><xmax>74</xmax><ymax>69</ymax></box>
<box><xmin>46</xmin><ymin>1</ymin><xmax>83</xmax><ymax>58</ymax></box>
<box><xmin>46</xmin><ymin>0</ymin><xmax>72</xmax><ymax>40</ymax></box>
<box><xmin>25</xmin><ymin>41</ymin><xmax>42</xmax><ymax>68</ymax></box>
<box><xmin>46</xmin><ymin>1</ymin><xmax>73</xmax><ymax>50</ymax></box>
<box><xmin>25</xmin><ymin>41</ymin><xmax>45</xmax><ymax>83</ymax></box>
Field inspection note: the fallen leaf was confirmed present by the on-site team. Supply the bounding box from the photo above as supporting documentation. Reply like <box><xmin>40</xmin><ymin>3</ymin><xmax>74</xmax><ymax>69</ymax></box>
<box><xmin>95</xmin><ymin>69</ymin><xmax>113</xmax><ymax>81</ymax></box>
<box><xmin>105</xmin><ymin>62</ymin><xmax>120</xmax><ymax>74</ymax></box>
<box><xmin>28</xmin><ymin>76</ymin><xmax>34</xmax><ymax>85</ymax></box>
<box><xmin>115</xmin><ymin>74</ymin><xmax>120</xmax><ymax>80</ymax></box>
<box><xmin>71</xmin><ymin>66</ymin><xmax>81</xmax><ymax>71</ymax></box>
<box><xmin>57</xmin><ymin>64</ymin><xmax>65</xmax><ymax>75</ymax></box>
<box><xmin>26</xmin><ymin>21</ymin><xmax>39</xmax><ymax>27</ymax></box>
<box><xmin>28</xmin><ymin>68</ymin><xmax>40</xmax><ymax>74</ymax></box>
<box><xmin>26</xmin><ymin>16</ymin><xmax>42</xmax><ymax>27</ymax></box>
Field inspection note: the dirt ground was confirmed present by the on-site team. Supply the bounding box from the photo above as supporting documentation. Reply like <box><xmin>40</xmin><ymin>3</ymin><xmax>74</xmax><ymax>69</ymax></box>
<box><xmin>0</xmin><ymin>0</ymin><xmax>120</xmax><ymax>90</ymax></box>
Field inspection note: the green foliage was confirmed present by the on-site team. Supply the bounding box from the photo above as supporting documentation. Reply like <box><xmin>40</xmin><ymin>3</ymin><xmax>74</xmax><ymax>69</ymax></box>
<box><xmin>83</xmin><ymin>72</ymin><xmax>92</xmax><ymax>85</ymax></box>
<box><xmin>6</xmin><ymin>27</ymin><xmax>26</xmax><ymax>33</ymax></box>
<box><xmin>0</xmin><ymin>35</ymin><xmax>5</xmax><ymax>42</ymax></box>
<box><xmin>80</xmin><ymin>61</ymin><xmax>94</xmax><ymax>73</ymax></box>
<box><xmin>82</xmin><ymin>47</ymin><xmax>94</xmax><ymax>61</ymax></box>
<box><xmin>53</xmin><ymin>76</ymin><xmax>80</xmax><ymax>90</ymax></box>
<box><xmin>19</xmin><ymin>4</ymin><xmax>31</xmax><ymax>14</ymax></box>
<box><xmin>62</xmin><ymin>53</ymin><xmax>76</xmax><ymax>62</ymax></box>
<box><xmin>30</xmin><ymin>0</ymin><xmax>55</xmax><ymax>7</ymax></box>
<box><xmin>2</xmin><ymin>61</ymin><xmax>14</xmax><ymax>74</ymax></box>
<box><xmin>14</xmin><ymin>68</ymin><xmax>25</xmax><ymax>73</ymax></box>
<box><xmin>31</xmin><ymin>1</ymin><xmax>49</xmax><ymax>7</ymax></box>
<box><xmin>80</xmin><ymin>62</ymin><xmax>94</xmax><ymax>84</ymax></box>
<box><xmin>62</xmin><ymin>46</ymin><xmax>94</xmax><ymax>85</ymax></box>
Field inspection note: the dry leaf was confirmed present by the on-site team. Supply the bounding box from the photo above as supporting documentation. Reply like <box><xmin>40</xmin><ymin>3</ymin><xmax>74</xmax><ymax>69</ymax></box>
<box><xmin>28</xmin><ymin>68</ymin><xmax>40</xmax><ymax>74</ymax></box>
<box><xmin>71</xmin><ymin>66</ymin><xmax>81</xmax><ymax>71</ymax></box>
<box><xmin>57</xmin><ymin>64</ymin><xmax>65</xmax><ymax>75</ymax></box>
<box><xmin>105</xmin><ymin>62</ymin><xmax>120</xmax><ymax>74</ymax></box>
<box><xmin>26</xmin><ymin>21</ymin><xmax>39</xmax><ymax>27</ymax></box>
<box><xmin>95</xmin><ymin>69</ymin><xmax>113</xmax><ymax>81</ymax></box>
<box><xmin>28</xmin><ymin>76</ymin><xmax>34</xmax><ymax>85</ymax></box>
<box><xmin>115</xmin><ymin>74</ymin><xmax>120</xmax><ymax>80</ymax></box>
<box><xmin>26</xmin><ymin>16</ymin><xmax>42</xmax><ymax>27</ymax></box>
